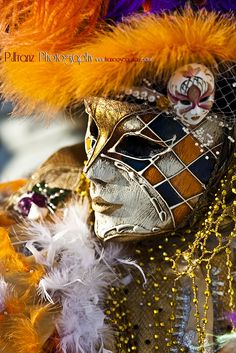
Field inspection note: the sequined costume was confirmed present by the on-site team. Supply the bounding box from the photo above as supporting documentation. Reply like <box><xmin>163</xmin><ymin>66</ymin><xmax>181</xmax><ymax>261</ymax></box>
<box><xmin>0</xmin><ymin>1</ymin><xmax>236</xmax><ymax>353</ymax></box>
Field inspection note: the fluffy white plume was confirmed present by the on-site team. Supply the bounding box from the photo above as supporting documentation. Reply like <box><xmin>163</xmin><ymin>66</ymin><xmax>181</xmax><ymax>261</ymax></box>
<box><xmin>26</xmin><ymin>201</ymin><xmax>92</xmax><ymax>266</ymax></box>
<box><xmin>24</xmin><ymin>201</ymin><xmax>139</xmax><ymax>353</ymax></box>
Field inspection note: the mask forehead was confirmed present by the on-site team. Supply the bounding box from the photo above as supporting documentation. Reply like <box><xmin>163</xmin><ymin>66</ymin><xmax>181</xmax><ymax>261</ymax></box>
<box><xmin>84</xmin><ymin>97</ymin><xmax>141</xmax><ymax>171</ymax></box>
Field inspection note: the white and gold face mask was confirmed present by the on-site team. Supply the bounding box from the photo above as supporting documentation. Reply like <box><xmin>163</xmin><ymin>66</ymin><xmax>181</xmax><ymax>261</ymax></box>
<box><xmin>84</xmin><ymin>64</ymin><xmax>233</xmax><ymax>242</ymax></box>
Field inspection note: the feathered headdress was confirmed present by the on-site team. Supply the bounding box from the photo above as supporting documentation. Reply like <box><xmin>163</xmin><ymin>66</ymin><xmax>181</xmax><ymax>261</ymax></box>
<box><xmin>0</xmin><ymin>0</ymin><xmax>235</xmax><ymax>116</ymax></box>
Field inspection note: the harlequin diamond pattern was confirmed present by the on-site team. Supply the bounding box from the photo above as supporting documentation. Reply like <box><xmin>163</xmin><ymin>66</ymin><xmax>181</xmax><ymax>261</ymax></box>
<box><xmin>104</xmin><ymin>111</ymin><xmax>223</xmax><ymax>225</ymax></box>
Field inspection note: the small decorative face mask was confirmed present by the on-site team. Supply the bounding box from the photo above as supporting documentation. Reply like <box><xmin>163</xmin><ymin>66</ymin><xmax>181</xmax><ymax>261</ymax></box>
<box><xmin>84</xmin><ymin>83</ymin><xmax>227</xmax><ymax>241</ymax></box>
<box><xmin>167</xmin><ymin>63</ymin><xmax>215</xmax><ymax>126</ymax></box>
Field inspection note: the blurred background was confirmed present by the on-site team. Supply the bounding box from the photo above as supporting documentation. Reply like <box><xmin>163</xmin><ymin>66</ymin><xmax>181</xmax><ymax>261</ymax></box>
<box><xmin>0</xmin><ymin>100</ymin><xmax>86</xmax><ymax>182</ymax></box>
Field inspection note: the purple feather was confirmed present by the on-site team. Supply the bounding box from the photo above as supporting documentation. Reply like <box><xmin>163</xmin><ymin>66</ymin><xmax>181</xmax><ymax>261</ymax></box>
<box><xmin>105</xmin><ymin>0</ymin><xmax>236</xmax><ymax>22</ymax></box>
<box><xmin>205</xmin><ymin>0</ymin><xmax>236</xmax><ymax>11</ymax></box>
<box><xmin>106</xmin><ymin>0</ymin><xmax>145</xmax><ymax>21</ymax></box>
<box><xmin>148</xmin><ymin>0</ymin><xmax>186</xmax><ymax>12</ymax></box>
<box><xmin>149</xmin><ymin>0</ymin><xmax>236</xmax><ymax>12</ymax></box>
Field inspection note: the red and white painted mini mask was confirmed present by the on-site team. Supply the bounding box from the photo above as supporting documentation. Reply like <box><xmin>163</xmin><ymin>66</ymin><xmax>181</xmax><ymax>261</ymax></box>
<box><xmin>167</xmin><ymin>63</ymin><xmax>215</xmax><ymax>126</ymax></box>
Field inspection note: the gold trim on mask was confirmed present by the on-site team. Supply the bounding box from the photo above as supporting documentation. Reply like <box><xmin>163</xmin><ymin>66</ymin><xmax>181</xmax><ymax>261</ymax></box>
<box><xmin>84</xmin><ymin>97</ymin><xmax>141</xmax><ymax>171</ymax></box>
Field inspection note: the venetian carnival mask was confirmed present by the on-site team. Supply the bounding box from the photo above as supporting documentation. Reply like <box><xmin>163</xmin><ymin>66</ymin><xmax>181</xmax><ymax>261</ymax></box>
<box><xmin>167</xmin><ymin>63</ymin><xmax>215</xmax><ymax>126</ymax></box>
<box><xmin>84</xmin><ymin>64</ymin><xmax>232</xmax><ymax>241</ymax></box>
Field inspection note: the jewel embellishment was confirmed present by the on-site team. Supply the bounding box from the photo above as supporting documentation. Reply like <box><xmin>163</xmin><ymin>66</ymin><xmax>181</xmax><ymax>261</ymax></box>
<box><xmin>16</xmin><ymin>181</ymin><xmax>71</xmax><ymax>220</ymax></box>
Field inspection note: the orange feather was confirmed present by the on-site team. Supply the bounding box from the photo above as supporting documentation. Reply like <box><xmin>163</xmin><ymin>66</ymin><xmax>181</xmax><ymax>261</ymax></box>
<box><xmin>0</xmin><ymin>179</ymin><xmax>27</xmax><ymax>194</ymax></box>
<box><xmin>0</xmin><ymin>8</ymin><xmax>235</xmax><ymax>116</ymax></box>
<box><xmin>0</xmin><ymin>0</ymin><xmax>108</xmax><ymax>50</ymax></box>
<box><xmin>4</xmin><ymin>317</ymin><xmax>41</xmax><ymax>353</ymax></box>
<box><xmin>0</xmin><ymin>228</ymin><xmax>28</xmax><ymax>272</ymax></box>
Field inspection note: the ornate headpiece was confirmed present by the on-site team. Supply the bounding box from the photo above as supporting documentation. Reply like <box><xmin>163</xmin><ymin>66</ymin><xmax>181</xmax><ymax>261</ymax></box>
<box><xmin>0</xmin><ymin>1</ymin><xmax>235</xmax><ymax>115</ymax></box>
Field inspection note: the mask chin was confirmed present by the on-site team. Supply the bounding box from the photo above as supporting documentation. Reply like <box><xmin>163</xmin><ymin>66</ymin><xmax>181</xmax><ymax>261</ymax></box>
<box><xmin>182</xmin><ymin>111</ymin><xmax>208</xmax><ymax>126</ymax></box>
<box><xmin>93</xmin><ymin>207</ymin><xmax>173</xmax><ymax>242</ymax></box>
<box><xmin>95</xmin><ymin>225</ymin><xmax>173</xmax><ymax>242</ymax></box>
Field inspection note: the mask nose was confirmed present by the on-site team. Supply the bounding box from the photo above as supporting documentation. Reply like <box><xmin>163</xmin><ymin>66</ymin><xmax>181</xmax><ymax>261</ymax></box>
<box><xmin>85</xmin><ymin>157</ymin><xmax>117</xmax><ymax>185</ymax></box>
<box><xmin>188</xmin><ymin>105</ymin><xmax>206</xmax><ymax>118</ymax></box>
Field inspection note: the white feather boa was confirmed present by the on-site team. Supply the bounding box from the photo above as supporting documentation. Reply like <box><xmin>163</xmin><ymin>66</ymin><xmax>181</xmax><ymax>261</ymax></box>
<box><xmin>24</xmin><ymin>201</ymin><xmax>143</xmax><ymax>353</ymax></box>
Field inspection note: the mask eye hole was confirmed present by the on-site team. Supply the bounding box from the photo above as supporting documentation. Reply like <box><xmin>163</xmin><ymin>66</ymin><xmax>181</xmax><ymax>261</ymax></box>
<box><xmin>116</xmin><ymin>135</ymin><xmax>166</xmax><ymax>159</ymax></box>
<box><xmin>200</xmin><ymin>96</ymin><xmax>210</xmax><ymax>103</ymax></box>
<box><xmin>89</xmin><ymin>119</ymin><xmax>99</xmax><ymax>140</ymax></box>
<box><xmin>180</xmin><ymin>99</ymin><xmax>191</xmax><ymax>105</ymax></box>
<box><xmin>85</xmin><ymin>117</ymin><xmax>99</xmax><ymax>156</ymax></box>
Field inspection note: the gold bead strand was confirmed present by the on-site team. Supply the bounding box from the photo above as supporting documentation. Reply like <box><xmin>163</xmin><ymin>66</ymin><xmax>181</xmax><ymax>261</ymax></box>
<box><xmin>191</xmin><ymin>273</ymin><xmax>204</xmax><ymax>353</ymax></box>
<box><xmin>225</xmin><ymin>247</ymin><xmax>235</xmax><ymax>314</ymax></box>
<box><xmin>200</xmin><ymin>261</ymin><xmax>211</xmax><ymax>350</ymax></box>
